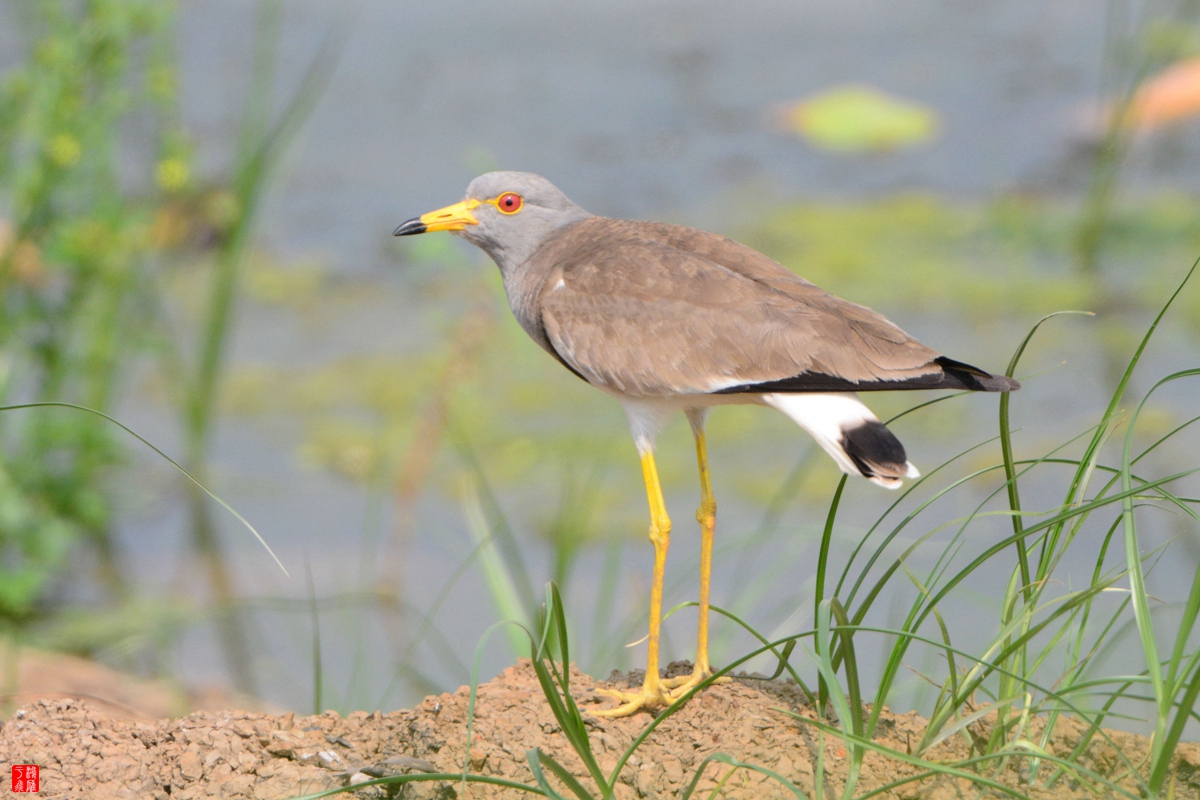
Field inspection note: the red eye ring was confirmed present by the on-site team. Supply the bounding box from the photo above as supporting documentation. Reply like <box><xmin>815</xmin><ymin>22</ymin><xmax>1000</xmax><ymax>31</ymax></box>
<box><xmin>496</xmin><ymin>192</ymin><xmax>523</xmax><ymax>214</ymax></box>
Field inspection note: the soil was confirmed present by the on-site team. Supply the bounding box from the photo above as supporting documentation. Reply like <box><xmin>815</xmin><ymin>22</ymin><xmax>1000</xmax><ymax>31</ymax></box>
<box><xmin>1</xmin><ymin>646</ymin><xmax>278</xmax><ymax>722</ymax></box>
<box><xmin>3</xmin><ymin>657</ymin><xmax>1200</xmax><ymax>799</ymax></box>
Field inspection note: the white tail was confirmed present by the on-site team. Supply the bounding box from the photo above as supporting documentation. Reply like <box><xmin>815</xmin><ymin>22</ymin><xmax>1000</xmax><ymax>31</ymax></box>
<box><xmin>762</xmin><ymin>393</ymin><xmax>920</xmax><ymax>489</ymax></box>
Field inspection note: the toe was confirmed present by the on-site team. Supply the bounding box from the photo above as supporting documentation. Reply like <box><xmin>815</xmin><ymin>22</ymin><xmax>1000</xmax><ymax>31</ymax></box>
<box><xmin>589</xmin><ymin>686</ymin><xmax>670</xmax><ymax>718</ymax></box>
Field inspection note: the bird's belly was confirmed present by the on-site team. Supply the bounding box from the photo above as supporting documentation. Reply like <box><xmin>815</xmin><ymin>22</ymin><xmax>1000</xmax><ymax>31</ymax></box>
<box><xmin>592</xmin><ymin>383</ymin><xmax>765</xmax><ymax>409</ymax></box>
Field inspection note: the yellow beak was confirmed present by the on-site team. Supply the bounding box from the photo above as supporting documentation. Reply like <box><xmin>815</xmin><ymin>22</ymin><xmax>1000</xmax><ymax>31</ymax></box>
<box><xmin>393</xmin><ymin>199</ymin><xmax>481</xmax><ymax>236</ymax></box>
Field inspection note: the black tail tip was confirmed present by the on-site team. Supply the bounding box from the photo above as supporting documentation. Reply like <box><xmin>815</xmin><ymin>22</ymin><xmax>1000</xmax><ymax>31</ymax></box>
<box><xmin>978</xmin><ymin>374</ymin><xmax>1021</xmax><ymax>392</ymax></box>
<box><xmin>935</xmin><ymin>357</ymin><xmax>1020</xmax><ymax>392</ymax></box>
<box><xmin>842</xmin><ymin>420</ymin><xmax>911</xmax><ymax>483</ymax></box>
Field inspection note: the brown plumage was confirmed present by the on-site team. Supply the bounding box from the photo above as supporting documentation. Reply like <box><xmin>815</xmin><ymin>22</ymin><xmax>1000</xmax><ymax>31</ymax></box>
<box><xmin>526</xmin><ymin>217</ymin><xmax>1017</xmax><ymax>397</ymax></box>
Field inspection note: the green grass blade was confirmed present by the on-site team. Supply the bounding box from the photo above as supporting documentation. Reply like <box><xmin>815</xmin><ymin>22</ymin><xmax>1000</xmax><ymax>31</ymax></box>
<box><xmin>285</xmin><ymin>772</ymin><xmax>544</xmax><ymax>799</ymax></box>
<box><xmin>526</xmin><ymin>749</ymin><xmax>577</xmax><ymax>800</ymax></box>
<box><xmin>531</xmin><ymin>584</ymin><xmax>610</xmax><ymax>795</ymax></box>
<box><xmin>462</xmin><ymin>478</ymin><xmax>530</xmax><ymax>658</ymax></box>
<box><xmin>814</xmin><ymin>476</ymin><xmax>847</xmax><ymax>633</ymax></box>
<box><xmin>0</xmin><ymin>401</ymin><xmax>288</xmax><ymax>576</ymax></box>
<box><xmin>1120</xmin><ymin>369</ymin><xmax>1200</xmax><ymax>793</ymax></box>
<box><xmin>680</xmin><ymin>753</ymin><xmax>808</xmax><ymax>800</ymax></box>
<box><xmin>306</xmin><ymin>562</ymin><xmax>323</xmax><ymax>714</ymax></box>
<box><xmin>462</xmin><ymin>620</ymin><xmax>530</xmax><ymax>785</ymax></box>
<box><xmin>705</xmin><ymin>603</ymin><xmax>812</xmax><ymax>699</ymax></box>
<box><xmin>1150</xmin><ymin>658</ymin><xmax>1200</xmax><ymax>793</ymax></box>
<box><xmin>451</xmin><ymin>423</ymin><xmax>540</xmax><ymax>620</ymax></box>
<box><xmin>828</xmin><ymin>600</ymin><xmax>863</xmax><ymax>739</ymax></box>
<box><xmin>1000</xmin><ymin>311</ymin><xmax>1093</xmax><ymax>599</ymax></box>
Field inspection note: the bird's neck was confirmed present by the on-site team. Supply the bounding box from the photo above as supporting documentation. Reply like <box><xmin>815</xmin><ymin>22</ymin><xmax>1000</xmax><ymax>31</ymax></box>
<box><xmin>475</xmin><ymin>210</ymin><xmax>593</xmax><ymax>276</ymax></box>
<box><xmin>493</xmin><ymin>216</ymin><xmax>590</xmax><ymax>354</ymax></box>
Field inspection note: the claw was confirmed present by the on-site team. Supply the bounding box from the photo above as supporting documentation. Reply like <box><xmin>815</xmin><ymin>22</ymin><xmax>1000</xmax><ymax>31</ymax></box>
<box><xmin>661</xmin><ymin>666</ymin><xmax>730</xmax><ymax>699</ymax></box>
<box><xmin>590</xmin><ymin>684</ymin><xmax>672</xmax><ymax>717</ymax></box>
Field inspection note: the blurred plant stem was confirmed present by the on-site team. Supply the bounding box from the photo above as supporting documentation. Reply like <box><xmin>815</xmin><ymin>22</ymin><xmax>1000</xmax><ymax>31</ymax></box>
<box><xmin>177</xmin><ymin>0</ymin><xmax>345</xmax><ymax>695</ymax></box>
<box><xmin>379</xmin><ymin>304</ymin><xmax>495</xmax><ymax>593</ymax></box>
<box><xmin>1076</xmin><ymin>0</ymin><xmax>1200</xmax><ymax>277</ymax></box>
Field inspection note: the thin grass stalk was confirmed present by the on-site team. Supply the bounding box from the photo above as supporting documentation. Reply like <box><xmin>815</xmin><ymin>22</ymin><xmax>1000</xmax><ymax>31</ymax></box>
<box><xmin>305</xmin><ymin>562</ymin><xmax>323</xmax><ymax>714</ymax></box>
<box><xmin>587</xmin><ymin>536</ymin><xmax>624</xmax><ymax>673</ymax></box>
<box><xmin>829</xmin><ymin>599</ymin><xmax>866</xmax><ymax>799</ymax></box>
<box><xmin>679</xmin><ymin>754</ymin><xmax>806</xmax><ymax>800</ymax></box>
<box><xmin>375</xmin><ymin>532</ymin><xmax>496</xmax><ymax>707</ymax></box>
<box><xmin>1000</xmin><ymin>312</ymin><xmax>1090</xmax><ymax>595</ymax></box>
<box><xmin>1120</xmin><ymin>369</ymin><xmax>1200</xmax><ymax>794</ymax></box>
<box><xmin>450</xmin><ymin>423</ymin><xmax>540</xmax><ymax>622</ymax></box>
<box><xmin>1037</xmin><ymin>259</ymin><xmax>1198</xmax><ymax>602</ymax></box>
<box><xmin>992</xmin><ymin>311</ymin><xmax>1092</xmax><ymax>754</ymax></box>
<box><xmin>520</xmin><ymin>585</ymin><xmax>611</xmax><ymax>795</ymax></box>
<box><xmin>814</xmin><ymin>478</ymin><xmax>846</xmax><ymax>712</ymax></box>
<box><xmin>462</xmin><ymin>476</ymin><xmax>529</xmax><ymax>658</ymax></box>
<box><xmin>813</xmin><ymin>602</ymin><xmax>860</xmax><ymax>798</ymax></box>
<box><xmin>0</xmin><ymin>402</ymin><xmax>283</xmax><ymax>571</ymax></box>
<box><xmin>527</xmin><ymin>749</ymin><xmax>587</xmax><ymax>800</ymax></box>
<box><xmin>814</xmin><ymin>477</ymin><xmax>847</xmax><ymax>626</ymax></box>
<box><xmin>180</xmin><ymin>1</ymin><xmax>345</xmax><ymax>695</ymax></box>
<box><xmin>287</xmin><ymin>772</ymin><xmax>545</xmax><ymax>799</ymax></box>
<box><xmin>706</xmin><ymin>604</ymin><xmax>812</xmax><ymax>699</ymax></box>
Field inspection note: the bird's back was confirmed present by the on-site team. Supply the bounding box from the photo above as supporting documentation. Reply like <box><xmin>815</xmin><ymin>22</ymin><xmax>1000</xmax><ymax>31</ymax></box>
<box><xmin>518</xmin><ymin>217</ymin><xmax>976</xmax><ymax>397</ymax></box>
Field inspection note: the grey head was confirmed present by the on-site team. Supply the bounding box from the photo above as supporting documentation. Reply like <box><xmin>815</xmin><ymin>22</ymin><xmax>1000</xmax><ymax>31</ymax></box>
<box><xmin>394</xmin><ymin>171</ymin><xmax>592</xmax><ymax>273</ymax></box>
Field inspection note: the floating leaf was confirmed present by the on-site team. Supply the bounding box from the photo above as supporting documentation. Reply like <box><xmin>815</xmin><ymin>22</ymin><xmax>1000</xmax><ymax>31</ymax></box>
<box><xmin>772</xmin><ymin>84</ymin><xmax>940</xmax><ymax>153</ymax></box>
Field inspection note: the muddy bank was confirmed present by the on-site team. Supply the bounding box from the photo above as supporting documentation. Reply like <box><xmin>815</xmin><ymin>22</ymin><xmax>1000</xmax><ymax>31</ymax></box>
<box><xmin>3</xmin><ymin>659</ymin><xmax>1200</xmax><ymax>798</ymax></box>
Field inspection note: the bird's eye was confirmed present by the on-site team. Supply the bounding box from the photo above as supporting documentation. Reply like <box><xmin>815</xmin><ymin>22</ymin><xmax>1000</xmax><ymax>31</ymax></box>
<box><xmin>496</xmin><ymin>193</ymin><xmax>523</xmax><ymax>215</ymax></box>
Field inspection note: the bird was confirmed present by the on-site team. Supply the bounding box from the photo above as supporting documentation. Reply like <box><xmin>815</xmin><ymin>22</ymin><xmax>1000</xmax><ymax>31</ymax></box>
<box><xmin>393</xmin><ymin>171</ymin><xmax>1018</xmax><ymax>717</ymax></box>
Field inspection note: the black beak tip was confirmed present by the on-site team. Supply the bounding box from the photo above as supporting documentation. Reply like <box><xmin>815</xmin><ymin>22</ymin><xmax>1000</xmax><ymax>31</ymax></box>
<box><xmin>393</xmin><ymin>218</ymin><xmax>427</xmax><ymax>236</ymax></box>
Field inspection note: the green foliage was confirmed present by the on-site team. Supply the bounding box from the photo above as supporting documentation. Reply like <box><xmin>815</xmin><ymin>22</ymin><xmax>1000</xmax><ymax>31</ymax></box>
<box><xmin>0</xmin><ymin>0</ymin><xmax>182</xmax><ymax>621</ymax></box>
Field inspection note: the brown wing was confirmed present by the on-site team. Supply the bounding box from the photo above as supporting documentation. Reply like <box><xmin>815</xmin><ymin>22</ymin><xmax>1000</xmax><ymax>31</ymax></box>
<box><xmin>531</xmin><ymin>217</ymin><xmax>975</xmax><ymax>398</ymax></box>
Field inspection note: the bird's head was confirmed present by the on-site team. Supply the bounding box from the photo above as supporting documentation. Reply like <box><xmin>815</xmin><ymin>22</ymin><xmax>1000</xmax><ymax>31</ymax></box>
<box><xmin>394</xmin><ymin>171</ymin><xmax>592</xmax><ymax>271</ymax></box>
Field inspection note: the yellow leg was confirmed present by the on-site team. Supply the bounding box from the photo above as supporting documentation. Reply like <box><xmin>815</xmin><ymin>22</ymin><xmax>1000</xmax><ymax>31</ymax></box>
<box><xmin>593</xmin><ymin>450</ymin><xmax>673</xmax><ymax>717</ymax></box>
<box><xmin>663</xmin><ymin>427</ymin><xmax>728</xmax><ymax>698</ymax></box>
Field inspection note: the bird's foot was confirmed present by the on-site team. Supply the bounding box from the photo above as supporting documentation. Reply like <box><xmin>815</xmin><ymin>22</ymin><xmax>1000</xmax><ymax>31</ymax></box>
<box><xmin>590</xmin><ymin>683</ymin><xmax>673</xmax><ymax>718</ymax></box>
<box><xmin>662</xmin><ymin>664</ymin><xmax>730</xmax><ymax>699</ymax></box>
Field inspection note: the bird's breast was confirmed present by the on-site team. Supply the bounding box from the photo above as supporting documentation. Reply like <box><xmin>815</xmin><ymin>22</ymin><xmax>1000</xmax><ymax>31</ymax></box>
<box><xmin>500</xmin><ymin>265</ymin><xmax>556</xmax><ymax>354</ymax></box>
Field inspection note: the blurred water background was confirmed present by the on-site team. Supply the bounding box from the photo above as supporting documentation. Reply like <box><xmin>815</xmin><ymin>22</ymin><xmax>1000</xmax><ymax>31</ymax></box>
<box><xmin>2</xmin><ymin>0</ymin><xmax>1199</xmax><ymax>720</ymax></box>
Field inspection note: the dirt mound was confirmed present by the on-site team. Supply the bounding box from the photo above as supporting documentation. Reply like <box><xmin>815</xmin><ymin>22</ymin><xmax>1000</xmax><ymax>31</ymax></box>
<box><xmin>3</xmin><ymin>659</ymin><xmax>1199</xmax><ymax>799</ymax></box>
<box><xmin>0</xmin><ymin>646</ymin><xmax>277</xmax><ymax>722</ymax></box>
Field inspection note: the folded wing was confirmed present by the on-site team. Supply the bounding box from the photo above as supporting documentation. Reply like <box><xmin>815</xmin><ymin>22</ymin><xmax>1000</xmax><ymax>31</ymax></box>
<box><xmin>533</xmin><ymin>218</ymin><xmax>1017</xmax><ymax>397</ymax></box>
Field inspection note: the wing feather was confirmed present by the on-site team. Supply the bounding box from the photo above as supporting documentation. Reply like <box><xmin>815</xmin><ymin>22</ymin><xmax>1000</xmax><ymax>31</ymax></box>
<box><xmin>528</xmin><ymin>218</ymin><xmax>1001</xmax><ymax>397</ymax></box>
